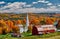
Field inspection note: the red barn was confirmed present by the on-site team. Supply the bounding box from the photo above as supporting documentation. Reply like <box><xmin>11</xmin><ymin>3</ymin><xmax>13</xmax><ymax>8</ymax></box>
<box><xmin>32</xmin><ymin>25</ymin><xmax>56</xmax><ymax>35</ymax></box>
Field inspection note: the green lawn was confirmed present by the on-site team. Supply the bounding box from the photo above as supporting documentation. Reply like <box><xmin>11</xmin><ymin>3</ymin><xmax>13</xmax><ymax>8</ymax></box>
<box><xmin>0</xmin><ymin>32</ymin><xmax>60</xmax><ymax>39</ymax></box>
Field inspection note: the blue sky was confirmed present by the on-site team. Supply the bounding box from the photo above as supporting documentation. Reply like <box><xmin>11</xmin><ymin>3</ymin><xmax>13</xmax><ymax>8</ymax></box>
<box><xmin>0</xmin><ymin>0</ymin><xmax>60</xmax><ymax>13</ymax></box>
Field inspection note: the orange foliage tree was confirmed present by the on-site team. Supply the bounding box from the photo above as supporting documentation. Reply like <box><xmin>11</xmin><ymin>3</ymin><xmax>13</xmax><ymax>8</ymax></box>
<box><xmin>46</xmin><ymin>18</ymin><xmax>54</xmax><ymax>25</ymax></box>
<box><xmin>16</xmin><ymin>20</ymin><xmax>22</xmax><ymax>24</ymax></box>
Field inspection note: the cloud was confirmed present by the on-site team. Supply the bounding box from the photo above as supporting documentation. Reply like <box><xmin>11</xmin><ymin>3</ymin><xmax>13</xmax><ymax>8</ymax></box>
<box><xmin>58</xmin><ymin>5</ymin><xmax>60</xmax><ymax>6</ymax></box>
<box><xmin>0</xmin><ymin>2</ymin><xmax>32</xmax><ymax>13</ymax></box>
<box><xmin>38</xmin><ymin>0</ymin><xmax>45</xmax><ymax>3</ymax></box>
<box><xmin>0</xmin><ymin>1</ymin><xmax>5</xmax><ymax>4</ymax></box>
<box><xmin>0</xmin><ymin>6</ymin><xmax>60</xmax><ymax>13</ymax></box>
<box><xmin>49</xmin><ymin>6</ymin><xmax>56</xmax><ymax>9</ymax></box>
<box><xmin>44</xmin><ymin>1</ymin><xmax>49</xmax><ymax>3</ymax></box>
<box><xmin>24</xmin><ymin>4</ymin><xmax>32</xmax><ymax>7</ymax></box>
<box><xmin>1</xmin><ymin>2</ymin><xmax>32</xmax><ymax>10</ymax></box>
<box><xmin>32</xmin><ymin>2</ymin><xmax>38</xmax><ymax>4</ymax></box>
<box><xmin>33</xmin><ymin>0</ymin><xmax>49</xmax><ymax>4</ymax></box>
<box><xmin>7</xmin><ymin>2</ymin><xmax>12</xmax><ymax>5</ymax></box>
<box><xmin>32</xmin><ymin>0</ymin><xmax>49</xmax><ymax>5</ymax></box>
<box><xmin>47</xmin><ymin>3</ymin><xmax>52</xmax><ymax>6</ymax></box>
<box><xmin>1</xmin><ymin>2</ymin><xmax>27</xmax><ymax>10</ymax></box>
<box><xmin>38</xmin><ymin>0</ymin><xmax>49</xmax><ymax>3</ymax></box>
<box><xmin>0</xmin><ymin>2</ymin><xmax>60</xmax><ymax>13</ymax></box>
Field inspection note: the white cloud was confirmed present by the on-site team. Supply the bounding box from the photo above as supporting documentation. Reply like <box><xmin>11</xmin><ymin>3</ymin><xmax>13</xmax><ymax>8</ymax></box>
<box><xmin>0</xmin><ymin>2</ymin><xmax>60</xmax><ymax>13</ymax></box>
<box><xmin>32</xmin><ymin>0</ymin><xmax>49</xmax><ymax>5</ymax></box>
<box><xmin>7</xmin><ymin>3</ymin><xmax>12</xmax><ymax>5</ymax></box>
<box><xmin>1</xmin><ymin>2</ymin><xmax>27</xmax><ymax>10</ymax></box>
<box><xmin>44</xmin><ymin>1</ymin><xmax>49</xmax><ymax>3</ymax></box>
<box><xmin>38</xmin><ymin>0</ymin><xmax>49</xmax><ymax>3</ymax></box>
<box><xmin>1</xmin><ymin>2</ymin><xmax>32</xmax><ymax>10</ymax></box>
<box><xmin>47</xmin><ymin>3</ymin><xmax>52</xmax><ymax>5</ymax></box>
<box><xmin>32</xmin><ymin>2</ymin><xmax>38</xmax><ymax>4</ymax></box>
<box><xmin>49</xmin><ymin>6</ymin><xmax>56</xmax><ymax>9</ymax></box>
<box><xmin>58</xmin><ymin>5</ymin><xmax>60</xmax><ymax>6</ymax></box>
<box><xmin>24</xmin><ymin>5</ymin><xmax>32</xmax><ymax>7</ymax></box>
<box><xmin>0</xmin><ymin>6</ymin><xmax>60</xmax><ymax>13</ymax></box>
<box><xmin>0</xmin><ymin>1</ymin><xmax>5</xmax><ymax>4</ymax></box>
<box><xmin>38</xmin><ymin>0</ymin><xmax>45</xmax><ymax>3</ymax></box>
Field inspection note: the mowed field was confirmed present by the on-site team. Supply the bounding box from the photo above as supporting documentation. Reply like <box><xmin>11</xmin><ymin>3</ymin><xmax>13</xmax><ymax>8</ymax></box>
<box><xmin>0</xmin><ymin>32</ymin><xmax>60</xmax><ymax>39</ymax></box>
<box><xmin>43</xmin><ymin>36</ymin><xmax>60</xmax><ymax>39</ymax></box>
<box><xmin>0</xmin><ymin>35</ymin><xmax>60</xmax><ymax>39</ymax></box>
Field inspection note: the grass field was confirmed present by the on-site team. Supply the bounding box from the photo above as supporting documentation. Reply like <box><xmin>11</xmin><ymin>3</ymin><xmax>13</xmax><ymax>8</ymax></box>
<box><xmin>0</xmin><ymin>32</ymin><xmax>60</xmax><ymax>39</ymax></box>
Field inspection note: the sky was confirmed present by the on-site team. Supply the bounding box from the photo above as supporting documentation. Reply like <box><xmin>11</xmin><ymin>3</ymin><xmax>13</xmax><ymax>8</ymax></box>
<box><xmin>0</xmin><ymin>0</ymin><xmax>60</xmax><ymax>13</ymax></box>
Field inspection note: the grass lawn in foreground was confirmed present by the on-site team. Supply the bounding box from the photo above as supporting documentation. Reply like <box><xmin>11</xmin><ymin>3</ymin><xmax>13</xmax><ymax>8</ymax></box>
<box><xmin>0</xmin><ymin>32</ymin><xmax>60</xmax><ymax>39</ymax></box>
